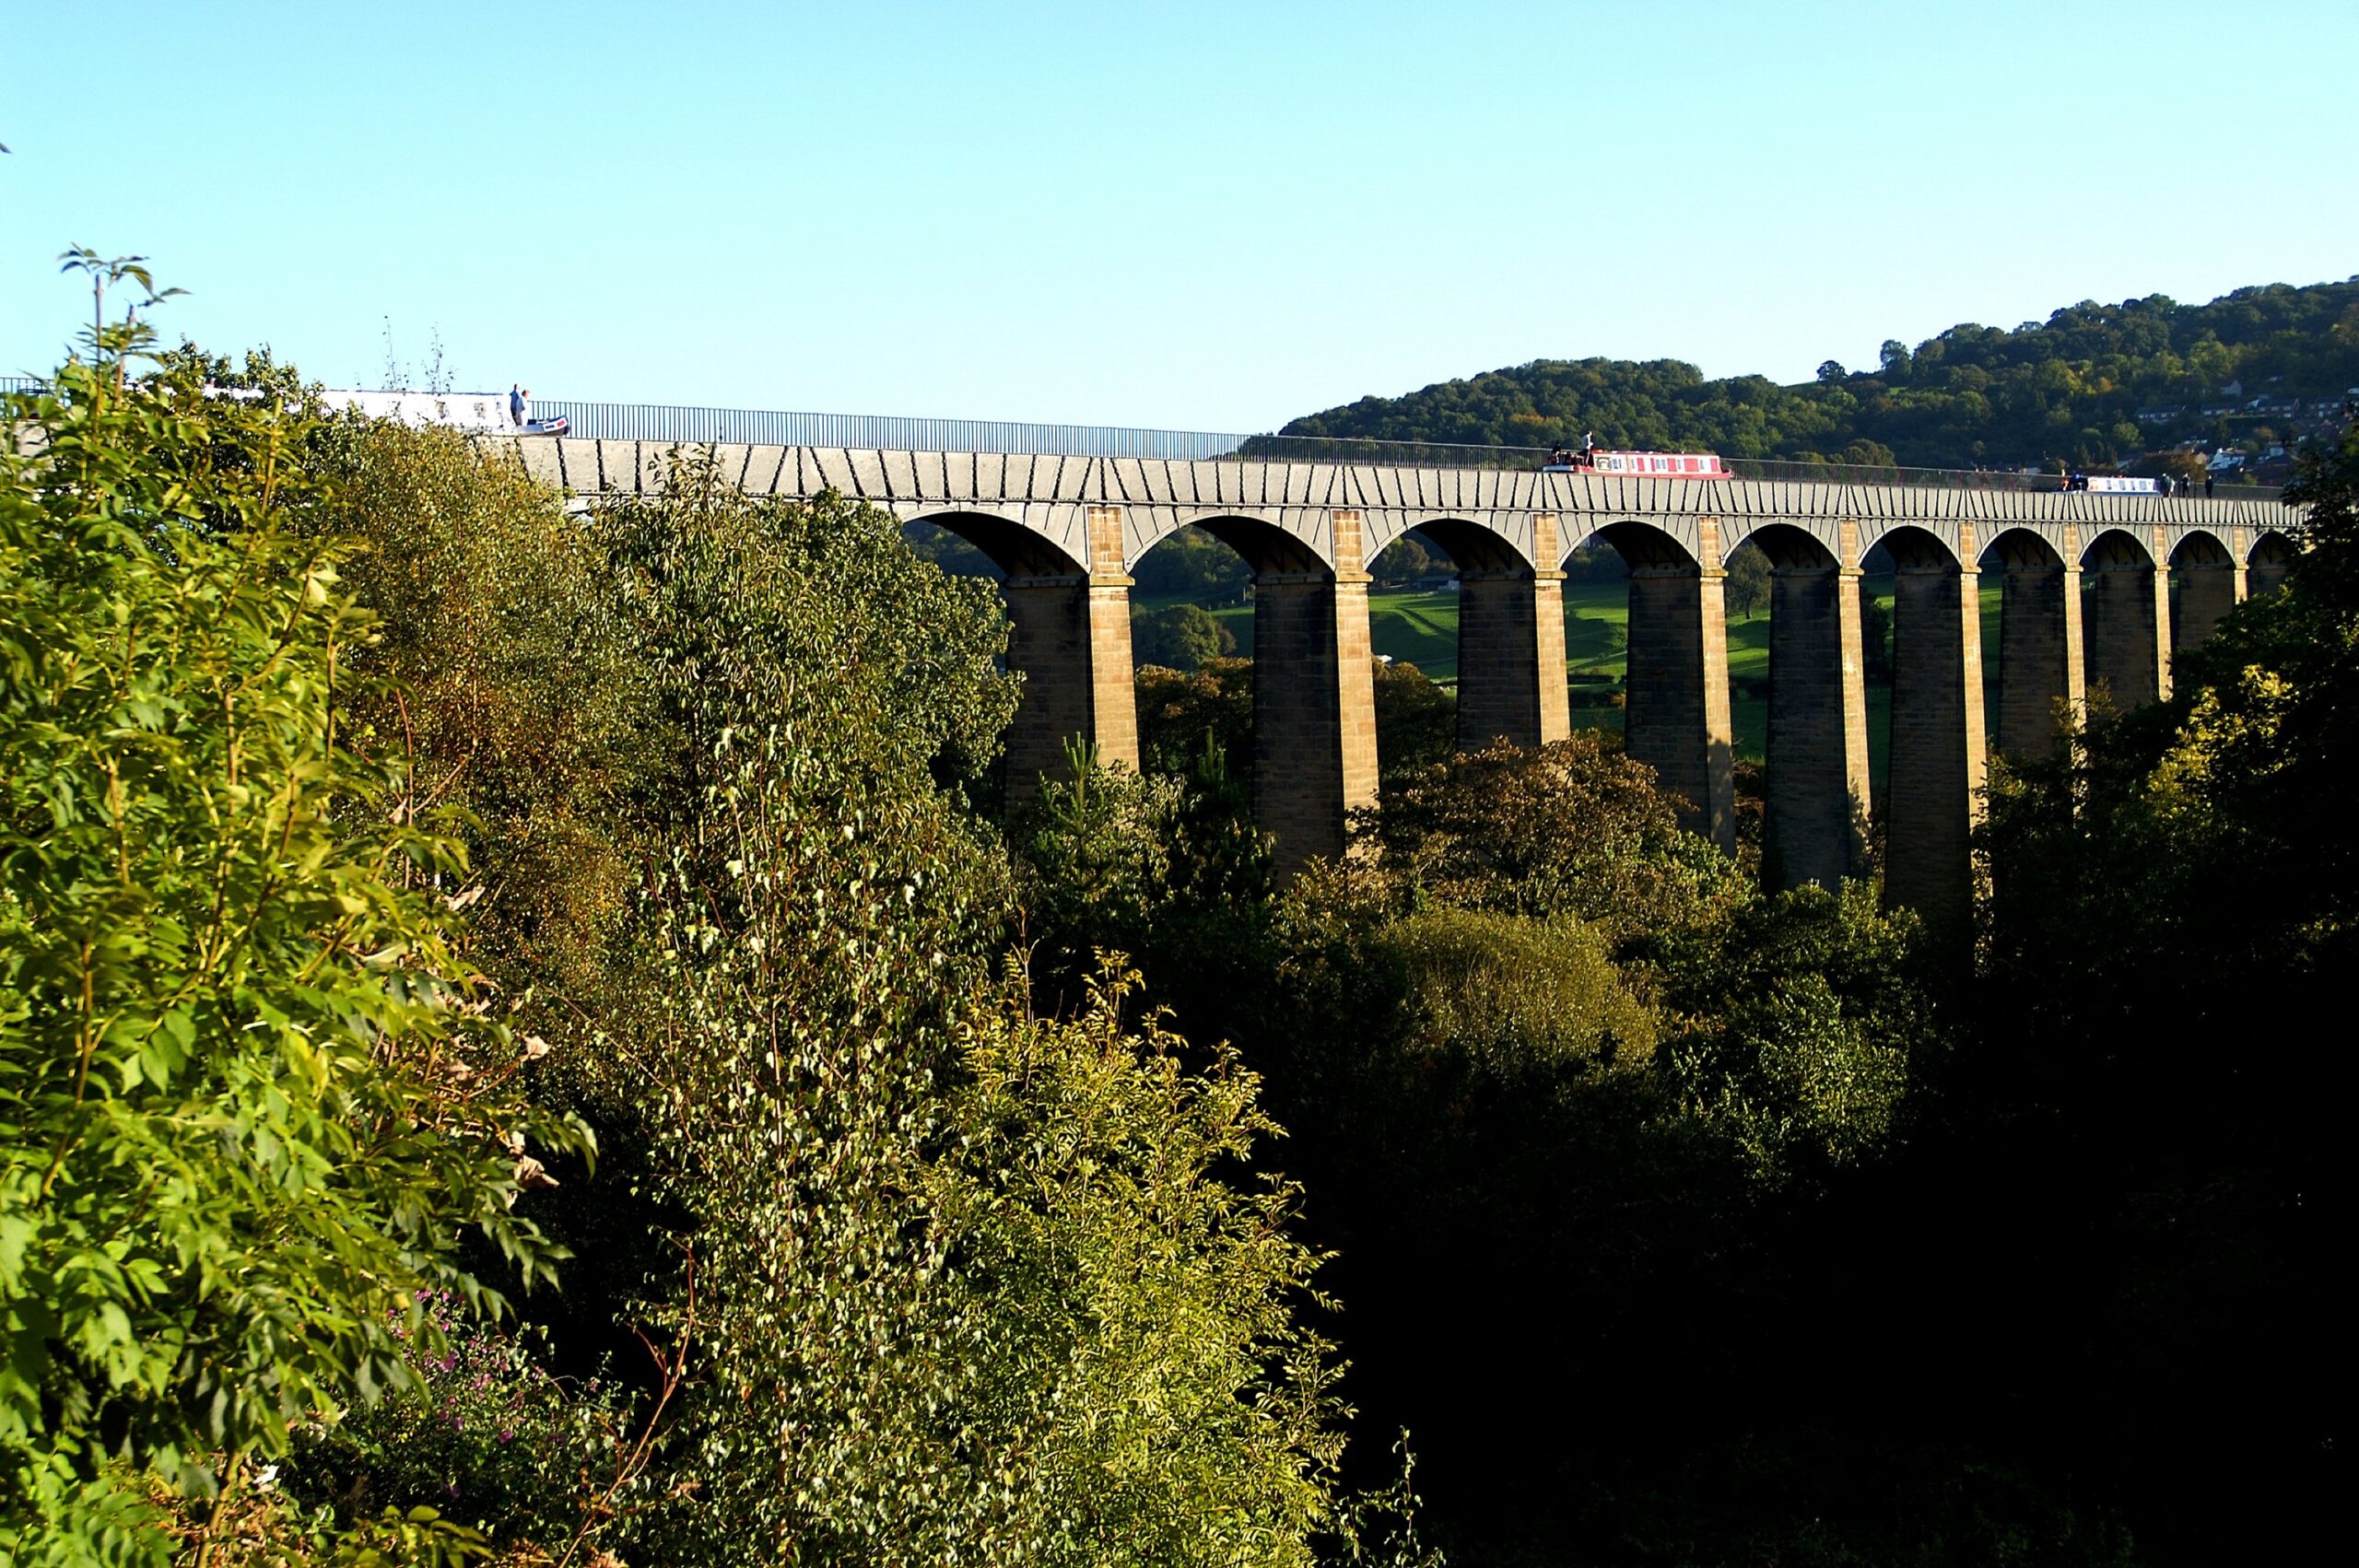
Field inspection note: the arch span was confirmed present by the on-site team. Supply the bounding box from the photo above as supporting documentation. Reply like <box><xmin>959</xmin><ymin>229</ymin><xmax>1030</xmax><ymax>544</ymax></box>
<box><xmin>2249</xmin><ymin>530</ymin><xmax>2294</xmax><ymax>597</ymax></box>
<box><xmin>910</xmin><ymin>508</ymin><xmax>1088</xmax><ymax>578</ymax></box>
<box><xmin>918</xmin><ymin>507</ymin><xmax>1138</xmax><ymax>812</ymax></box>
<box><xmin>1135</xmin><ymin>512</ymin><xmax>1376</xmax><ymax>875</ymax></box>
<box><xmin>1749</xmin><ymin>523</ymin><xmax>1869</xmax><ymax>893</ymax></box>
<box><xmin>2170</xmin><ymin>529</ymin><xmax>2241</xmax><ymax>656</ymax></box>
<box><xmin>1391</xmin><ymin>519</ymin><xmax>1567</xmax><ymax>754</ymax></box>
<box><xmin>1880</xmin><ymin>525</ymin><xmax>1985</xmax><ymax>938</ymax></box>
<box><xmin>1565</xmin><ymin>518</ymin><xmax>1732</xmax><ymax>847</ymax></box>
<box><xmin>1982</xmin><ymin>526</ymin><xmax>2083</xmax><ymax>762</ymax></box>
<box><xmin>2081</xmin><ymin>526</ymin><xmax>2168</xmax><ymax>710</ymax></box>
<box><xmin>1578</xmin><ymin>518</ymin><xmax>1702</xmax><ymax>571</ymax></box>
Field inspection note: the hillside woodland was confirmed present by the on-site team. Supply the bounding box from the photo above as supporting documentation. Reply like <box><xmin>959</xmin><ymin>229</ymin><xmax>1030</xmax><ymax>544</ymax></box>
<box><xmin>0</xmin><ymin>276</ymin><xmax>2343</xmax><ymax>1566</ymax></box>
<box><xmin>1275</xmin><ymin>277</ymin><xmax>2359</xmax><ymax>474</ymax></box>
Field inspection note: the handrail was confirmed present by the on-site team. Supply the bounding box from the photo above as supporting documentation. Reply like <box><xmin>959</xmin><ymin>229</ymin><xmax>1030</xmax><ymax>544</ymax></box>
<box><xmin>1</xmin><ymin>378</ymin><xmax>2288</xmax><ymax>499</ymax></box>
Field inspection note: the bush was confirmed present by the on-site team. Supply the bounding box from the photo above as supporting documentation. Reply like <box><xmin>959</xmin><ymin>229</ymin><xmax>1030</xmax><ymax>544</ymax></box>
<box><xmin>1365</xmin><ymin>736</ymin><xmax>1746</xmax><ymax>953</ymax></box>
<box><xmin>282</xmin><ymin>1293</ymin><xmax>643</xmax><ymax>1552</ymax></box>
<box><xmin>1132</xmin><ymin>603</ymin><xmax>1236</xmax><ymax>672</ymax></box>
<box><xmin>0</xmin><ymin>362</ymin><xmax>581</xmax><ymax>1563</ymax></box>
<box><xmin>1365</xmin><ymin>907</ymin><xmax>1654</xmax><ymax>1079</ymax></box>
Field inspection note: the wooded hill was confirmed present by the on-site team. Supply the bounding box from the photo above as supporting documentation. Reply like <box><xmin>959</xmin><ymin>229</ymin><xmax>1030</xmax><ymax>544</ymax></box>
<box><xmin>1276</xmin><ymin>277</ymin><xmax>2359</xmax><ymax>473</ymax></box>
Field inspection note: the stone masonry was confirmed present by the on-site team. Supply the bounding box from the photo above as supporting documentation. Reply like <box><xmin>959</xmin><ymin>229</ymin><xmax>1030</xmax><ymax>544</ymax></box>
<box><xmin>1765</xmin><ymin>552</ymin><xmax>1872</xmax><ymax>891</ymax></box>
<box><xmin>517</xmin><ymin>435</ymin><xmax>2296</xmax><ymax>930</ymax></box>
<box><xmin>1250</xmin><ymin>509</ymin><xmax>1379</xmax><ymax>876</ymax></box>
<box><xmin>1884</xmin><ymin>529</ymin><xmax>1988</xmax><ymax>941</ymax></box>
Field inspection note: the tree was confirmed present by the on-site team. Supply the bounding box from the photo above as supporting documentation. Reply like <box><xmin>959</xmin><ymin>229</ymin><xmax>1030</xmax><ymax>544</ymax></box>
<box><xmin>1373</xmin><ymin>661</ymin><xmax>1456</xmax><ymax>776</ymax></box>
<box><xmin>0</xmin><ymin>360</ymin><xmax>580</xmax><ymax>1563</ymax></box>
<box><xmin>1861</xmin><ymin>596</ymin><xmax>1894</xmax><ymax>683</ymax></box>
<box><xmin>1816</xmin><ymin>359</ymin><xmax>1848</xmax><ymax>384</ymax></box>
<box><xmin>569</xmin><ymin>474</ymin><xmax>1351</xmax><ymax>1563</ymax></box>
<box><xmin>1132</xmin><ymin>603</ymin><xmax>1235</xmax><ymax>671</ymax></box>
<box><xmin>1959</xmin><ymin>407</ymin><xmax>2359</xmax><ymax>1562</ymax></box>
<box><xmin>1132</xmin><ymin>525</ymin><xmax>1250</xmax><ymax>603</ymax></box>
<box><xmin>1371</xmin><ymin>532</ymin><xmax>1436</xmax><ymax>587</ymax></box>
<box><xmin>1364</xmin><ymin>737</ymin><xmax>1745</xmax><ymax>952</ymax></box>
<box><xmin>1724</xmin><ymin>542</ymin><xmax>1772</xmax><ymax>620</ymax></box>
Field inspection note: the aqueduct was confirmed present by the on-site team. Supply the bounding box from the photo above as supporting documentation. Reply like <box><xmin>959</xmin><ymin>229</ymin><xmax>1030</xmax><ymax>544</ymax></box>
<box><xmin>502</xmin><ymin>437</ymin><xmax>2296</xmax><ymax>934</ymax></box>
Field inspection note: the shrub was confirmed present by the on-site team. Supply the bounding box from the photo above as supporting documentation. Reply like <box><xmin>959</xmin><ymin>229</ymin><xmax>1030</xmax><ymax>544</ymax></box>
<box><xmin>0</xmin><ymin>362</ymin><xmax>581</xmax><ymax>1563</ymax></box>
<box><xmin>1365</xmin><ymin>907</ymin><xmax>1656</xmax><ymax>1079</ymax></box>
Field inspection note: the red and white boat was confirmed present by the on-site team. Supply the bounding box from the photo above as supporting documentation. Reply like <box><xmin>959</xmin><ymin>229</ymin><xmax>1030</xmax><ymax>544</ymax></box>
<box><xmin>1543</xmin><ymin>449</ymin><xmax>1731</xmax><ymax>478</ymax></box>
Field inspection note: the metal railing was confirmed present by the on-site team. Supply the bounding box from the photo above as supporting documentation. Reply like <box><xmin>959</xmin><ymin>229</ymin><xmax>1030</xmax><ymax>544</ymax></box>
<box><xmin>1236</xmin><ymin>433</ymin><xmax>2284</xmax><ymax>497</ymax></box>
<box><xmin>533</xmin><ymin>399</ymin><xmax>1251</xmax><ymax>460</ymax></box>
<box><xmin>530</xmin><ymin>404</ymin><xmax>2284</xmax><ymax>497</ymax></box>
<box><xmin>3</xmin><ymin>376</ymin><xmax>2288</xmax><ymax>498</ymax></box>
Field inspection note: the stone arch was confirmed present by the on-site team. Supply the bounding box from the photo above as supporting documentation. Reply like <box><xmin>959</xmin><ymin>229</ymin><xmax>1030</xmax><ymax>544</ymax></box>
<box><xmin>1981</xmin><ymin>526</ymin><xmax>2082</xmax><ymax>763</ymax></box>
<box><xmin>906</xmin><ymin>509</ymin><xmax>1131</xmax><ymax>813</ymax></box>
<box><xmin>1391</xmin><ymin>516</ymin><xmax>1535</xmax><ymax>573</ymax></box>
<box><xmin>1747</xmin><ymin>522</ymin><xmax>1868</xmax><ymax>894</ymax></box>
<box><xmin>1741</xmin><ymin>521</ymin><xmax>1840</xmax><ymax>571</ymax></box>
<box><xmin>2169</xmin><ymin>528</ymin><xmax>2241</xmax><ymax>654</ymax></box>
<box><xmin>2248</xmin><ymin>529</ymin><xmax>2294</xmax><ymax>597</ymax></box>
<box><xmin>1879</xmin><ymin>524</ymin><xmax>1984</xmax><ymax>938</ymax></box>
<box><xmin>1864</xmin><ymin>520</ymin><xmax>1968</xmax><ymax>570</ymax></box>
<box><xmin>1579</xmin><ymin>518</ymin><xmax>1702</xmax><ymax>570</ymax></box>
<box><xmin>2169</xmin><ymin>528</ymin><xmax>2235</xmax><ymax>569</ymax></box>
<box><xmin>2080</xmin><ymin>525</ymin><xmax>2156</xmax><ymax>570</ymax></box>
<box><xmin>1136</xmin><ymin>512</ymin><xmax>1374</xmax><ymax>877</ymax></box>
<box><xmin>1566</xmin><ymin>518</ymin><xmax>1731</xmax><ymax>847</ymax></box>
<box><xmin>1978</xmin><ymin>526</ymin><xmax>2067</xmax><ymax>572</ymax></box>
<box><xmin>909</xmin><ymin>508</ymin><xmax>1086</xmax><ymax>578</ymax></box>
<box><xmin>1391</xmin><ymin>519</ymin><xmax>1563</xmax><ymax>755</ymax></box>
<box><xmin>1175</xmin><ymin>512</ymin><xmax>1329</xmax><ymax>577</ymax></box>
<box><xmin>2080</xmin><ymin>526</ymin><xmax>2167</xmax><ymax>711</ymax></box>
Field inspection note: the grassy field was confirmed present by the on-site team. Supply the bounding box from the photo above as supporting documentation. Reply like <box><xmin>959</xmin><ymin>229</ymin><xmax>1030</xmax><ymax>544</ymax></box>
<box><xmin>1143</xmin><ymin>577</ymin><xmax>2011</xmax><ymax>789</ymax></box>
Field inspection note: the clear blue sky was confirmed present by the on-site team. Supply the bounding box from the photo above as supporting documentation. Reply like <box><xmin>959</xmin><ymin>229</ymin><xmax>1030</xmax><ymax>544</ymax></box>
<box><xmin>6</xmin><ymin>1</ymin><xmax>2354</xmax><ymax>431</ymax></box>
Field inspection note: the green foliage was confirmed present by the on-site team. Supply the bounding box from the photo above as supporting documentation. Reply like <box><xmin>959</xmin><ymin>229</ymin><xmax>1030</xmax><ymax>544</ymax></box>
<box><xmin>924</xmin><ymin>970</ymin><xmax>1346</xmax><ymax>1564</ymax></box>
<box><xmin>1724</xmin><ymin>540</ymin><xmax>1772</xmax><ymax>620</ymax></box>
<box><xmin>311</xmin><ymin>416</ymin><xmax>651</xmax><ymax>1026</ymax></box>
<box><xmin>1369</xmin><ymin>532</ymin><xmax>1436</xmax><ymax>587</ymax></box>
<box><xmin>1133</xmin><ymin>525</ymin><xmax>1250</xmax><ymax>603</ymax></box>
<box><xmin>0</xmin><ymin>365</ymin><xmax>580</xmax><ymax>1562</ymax></box>
<box><xmin>581</xmin><ymin>476</ymin><xmax>1018</xmax><ymax>1561</ymax></box>
<box><xmin>1365</xmin><ymin>737</ymin><xmax>1746</xmax><ymax>950</ymax></box>
<box><xmin>1370</xmin><ymin>662</ymin><xmax>1455</xmax><ymax>778</ymax></box>
<box><xmin>1132</xmin><ymin>602</ymin><xmax>1236</xmax><ymax>672</ymax></box>
<box><xmin>1009</xmin><ymin>741</ymin><xmax>1271</xmax><ymax>1029</ymax></box>
<box><xmin>1661</xmin><ymin>883</ymin><xmax>1931</xmax><ymax>1182</ymax></box>
<box><xmin>1364</xmin><ymin>907</ymin><xmax>1655</xmax><ymax>1080</ymax></box>
<box><xmin>1136</xmin><ymin>658</ymin><xmax>1255</xmax><ymax>784</ymax></box>
<box><xmin>282</xmin><ymin>1292</ymin><xmax>640</xmax><ymax>1552</ymax></box>
<box><xmin>1277</xmin><ymin>278</ymin><xmax>2359</xmax><ymax>470</ymax></box>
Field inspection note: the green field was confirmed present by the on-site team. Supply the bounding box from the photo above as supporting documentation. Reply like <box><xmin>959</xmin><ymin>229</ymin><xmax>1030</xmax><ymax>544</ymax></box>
<box><xmin>1144</xmin><ymin>578</ymin><xmax>2011</xmax><ymax>786</ymax></box>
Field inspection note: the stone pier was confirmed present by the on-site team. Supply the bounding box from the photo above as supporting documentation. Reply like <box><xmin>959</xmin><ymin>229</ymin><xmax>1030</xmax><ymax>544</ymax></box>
<box><xmin>1760</xmin><ymin>525</ymin><xmax>1871</xmax><ymax>890</ymax></box>
<box><xmin>997</xmin><ymin>505</ymin><xmax>1139</xmax><ymax>808</ymax></box>
<box><xmin>1454</xmin><ymin>511</ymin><xmax>1572</xmax><ymax>752</ymax></box>
<box><xmin>1991</xmin><ymin>531</ymin><xmax>2084</xmax><ymax>760</ymax></box>
<box><xmin>1884</xmin><ymin>528</ymin><xmax>1987</xmax><ymax>938</ymax></box>
<box><xmin>2083</xmin><ymin>531</ymin><xmax>2170</xmax><ymax>712</ymax></box>
<box><xmin>1618</xmin><ymin>521</ymin><xmax>1735</xmax><ymax>851</ymax></box>
<box><xmin>1250</xmin><ymin>509</ymin><xmax>1379</xmax><ymax>875</ymax></box>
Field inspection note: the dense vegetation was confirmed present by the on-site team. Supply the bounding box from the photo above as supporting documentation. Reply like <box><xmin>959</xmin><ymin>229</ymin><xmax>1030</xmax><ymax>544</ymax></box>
<box><xmin>1274</xmin><ymin>277</ymin><xmax>2359</xmax><ymax>472</ymax></box>
<box><xmin>2</xmin><ymin>273</ymin><xmax>2341</xmax><ymax>1565</ymax></box>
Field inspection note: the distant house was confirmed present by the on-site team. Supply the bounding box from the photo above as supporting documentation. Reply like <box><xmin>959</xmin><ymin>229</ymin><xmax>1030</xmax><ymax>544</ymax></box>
<box><xmin>2135</xmin><ymin>406</ymin><xmax>2183</xmax><ymax>426</ymax></box>
<box><xmin>2200</xmin><ymin>404</ymin><xmax>2239</xmax><ymax>418</ymax></box>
